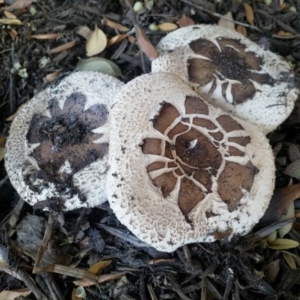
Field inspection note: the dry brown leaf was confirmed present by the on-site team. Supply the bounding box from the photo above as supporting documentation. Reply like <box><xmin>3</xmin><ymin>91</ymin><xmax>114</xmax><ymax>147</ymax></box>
<box><xmin>280</xmin><ymin>2</ymin><xmax>286</xmax><ymax>10</ymax></box>
<box><xmin>77</xmin><ymin>25</ymin><xmax>92</xmax><ymax>40</ymax></box>
<box><xmin>243</xmin><ymin>3</ymin><xmax>254</xmax><ymax>25</ymax></box>
<box><xmin>282</xmin><ymin>252</ymin><xmax>297</xmax><ymax>269</ymax></box>
<box><xmin>258</xmin><ymin>184</ymin><xmax>300</xmax><ymax>227</ymax></box>
<box><xmin>0</xmin><ymin>288</ymin><xmax>31</xmax><ymax>300</ymax></box>
<box><xmin>43</xmin><ymin>70</ymin><xmax>61</xmax><ymax>83</ymax></box>
<box><xmin>267</xmin><ymin>238</ymin><xmax>299</xmax><ymax>250</ymax></box>
<box><xmin>0</xmin><ymin>0</ymin><xmax>4</xmax><ymax>3</ymax></box>
<box><xmin>0</xmin><ymin>148</ymin><xmax>4</xmax><ymax>162</ymax></box>
<box><xmin>176</xmin><ymin>14</ymin><xmax>195</xmax><ymax>27</ymax></box>
<box><xmin>0</xmin><ymin>137</ymin><xmax>6</xmax><ymax>148</ymax></box>
<box><xmin>8</xmin><ymin>28</ymin><xmax>17</xmax><ymax>40</ymax></box>
<box><xmin>107</xmin><ymin>34</ymin><xmax>128</xmax><ymax>47</ymax></box>
<box><xmin>218</xmin><ymin>12</ymin><xmax>235</xmax><ymax>31</ymax></box>
<box><xmin>3</xmin><ymin>0</ymin><xmax>32</xmax><ymax>11</ymax></box>
<box><xmin>73</xmin><ymin>272</ymin><xmax>126</xmax><ymax>287</ymax></box>
<box><xmin>86</xmin><ymin>25</ymin><xmax>107</xmax><ymax>57</ymax></box>
<box><xmin>89</xmin><ymin>260</ymin><xmax>112</xmax><ymax>275</ymax></box>
<box><xmin>0</xmin><ymin>18</ymin><xmax>21</xmax><ymax>25</ymax></box>
<box><xmin>128</xmin><ymin>36</ymin><xmax>136</xmax><ymax>44</ymax></box>
<box><xmin>277</xmin><ymin>30</ymin><xmax>294</xmax><ymax>37</ymax></box>
<box><xmin>236</xmin><ymin>25</ymin><xmax>247</xmax><ymax>36</ymax></box>
<box><xmin>4</xmin><ymin>11</ymin><xmax>17</xmax><ymax>19</ymax></box>
<box><xmin>157</xmin><ymin>22</ymin><xmax>178</xmax><ymax>32</ymax></box>
<box><xmin>31</xmin><ymin>33</ymin><xmax>59</xmax><ymax>40</ymax></box>
<box><xmin>103</xmin><ymin>17</ymin><xmax>129</xmax><ymax>32</ymax></box>
<box><xmin>49</xmin><ymin>40</ymin><xmax>76</xmax><ymax>54</ymax></box>
<box><xmin>135</xmin><ymin>24</ymin><xmax>158</xmax><ymax>60</ymax></box>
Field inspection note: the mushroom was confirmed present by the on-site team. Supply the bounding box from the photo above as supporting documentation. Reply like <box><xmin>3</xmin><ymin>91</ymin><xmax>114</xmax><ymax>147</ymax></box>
<box><xmin>5</xmin><ymin>71</ymin><xmax>124</xmax><ymax>210</ymax></box>
<box><xmin>107</xmin><ymin>72</ymin><xmax>275</xmax><ymax>252</ymax></box>
<box><xmin>152</xmin><ymin>25</ymin><xmax>299</xmax><ymax>134</ymax></box>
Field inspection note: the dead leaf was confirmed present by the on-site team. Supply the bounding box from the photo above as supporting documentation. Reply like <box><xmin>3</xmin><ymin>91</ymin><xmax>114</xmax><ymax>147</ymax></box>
<box><xmin>43</xmin><ymin>70</ymin><xmax>61</xmax><ymax>83</ymax></box>
<box><xmin>107</xmin><ymin>34</ymin><xmax>128</xmax><ymax>47</ymax></box>
<box><xmin>49</xmin><ymin>40</ymin><xmax>76</xmax><ymax>54</ymax></box>
<box><xmin>258</xmin><ymin>184</ymin><xmax>300</xmax><ymax>227</ymax></box>
<box><xmin>0</xmin><ymin>137</ymin><xmax>6</xmax><ymax>148</ymax></box>
<box><xmin>103</xmin><ymin>17</ymin><xmax>129</xmax><ymax>32</ymax></box>
<box><xmin>8</xmin><ymin>28</ymin><xmax>17</xmax><ymax>40</ymax></box>
<box><xmin>278</xmin><ymin>202</ymin><xmax>295</xmax><ymax>238</ymax></box>
<box><xmin>4</xmin><ymin>11</ymin><xmax>17</xmax><ymax>19</ymax></box>
<box><xmin>0</xmin><ymin>288</ymin><xmax>31</xmax><ymax>300</ymax></box>
<box><xmin>218</xmin><ymin>12</ymin><xmax>235</xmax><ymax>31</ymax></box>
<box><xmin>0</xmin><ymin>18</ymin><xmax>22</xmax><ymax>25</ymax></box>
<box><xmin>77</xmin><ymin>25</ymin><xmax>92</xmax><ymax>40</ymax></box>
<box><xmin>157</xmin><ymin>22</ymin><xmax>178</xmax><ymax>32</ymax></box>
<box><xmin>277</xmin><ymin>30</ymin><xmax>295</xmax><ymax>37</ymax></box>
<box><xmin>128</xmin><ymin>36</ymin><xmax>136</xmax><ymax>44</ymax></box>
<box><xmin>267</xmin><ymin>238</ymin><xmax>299</xmax><ymax>250</ymax></box>
<box><xmin>0</xmin><ymin>148</ymin><xmax>4</xmax><ymax>162</ymax></box>
<box><xmin>135</xmin><ymin>24</ymin><xmax>158</xmax><ymax>60</ymax></box>
<box><xmin>3</xmin><ymin>0</ymin><xmax>32</xmax><ymax>11</ymax></box>
<box><xmin>31</xmin><ymin>33</ymin><xmax>59</xmax><ymax>40</ymax></box>
<box><xmin>86</xmin><ymin>25</ymin><xmax>107</xmax><ymax>57</ymax></box>
<box><xmin>262</xmin><ymin>259</ymin><xmax>280</xmax><ymax>283</ymax></box>
<box><xmin>243</xmin><ymin>3</ymin><xmax>254</xmax><ymax>25</ymax></box>
<box><xmin>282</xmin><ymin>252</ymin><xmax>297</xmax><ymax>269</ymax></box>
<box><xmin>89</xmin><ymin>260</ymin><xmax>112</xmax><ymax>275</ymax></box>
<box><xmin>176</xmin><ymin>14</ymin><xmax>195</xmax><ymax>27</ymax></box>
<box><xmin>73</xmin><ymin>272</ymin><xmax>126</xmax><ymax>287</ymax></box>
<box><xmin>236</xmin><ymin>25</ymin><xmax>247</xmax><ymax>37</ymax></box>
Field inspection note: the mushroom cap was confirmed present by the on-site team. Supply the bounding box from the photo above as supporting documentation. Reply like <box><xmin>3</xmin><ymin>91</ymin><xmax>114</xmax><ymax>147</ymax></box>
<box><xmin>5</xmin><ymin>71</ymin><xmax>124</xmax><ymax>210</ymax></box>
<box><xmin>152</xmin><ymin>25</ymin><xmax>299</xmax><ymax>134</ymax></box>
<box><xmin>107</xmin><ymin>72</ymin><xmax>275</xmax><ymax>252</ymax></box>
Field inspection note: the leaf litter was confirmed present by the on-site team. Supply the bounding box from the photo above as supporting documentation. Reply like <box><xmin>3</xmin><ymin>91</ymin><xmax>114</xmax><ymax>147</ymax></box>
<box><xmin>0</xmin><ymin>0</ymin><xmax>300</xmax><ymax>299</ymax></box>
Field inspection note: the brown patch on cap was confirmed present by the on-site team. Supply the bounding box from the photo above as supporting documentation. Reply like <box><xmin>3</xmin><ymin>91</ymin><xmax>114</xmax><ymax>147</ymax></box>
<box><xmin>153</xmin><ymin>102</ymin><xmax>180</xmax><ymax>134</ymax></box>
<box><xmin>187</xmin><ymin>38</ymin><xmax>275</xmax><ymax>105</ymax></box>
<box><xmin>185</xmin><ymin>96</ymin><xmax>209</xmax><ymax>115</ymax></box>
<box><xmin>168</xmin><ymin>123</ymin><xmax>189</xmax><ymax>139</ymax></box>
<box><xmin>147</xmin><ymin>162</ymin><xmax>165</xmax><ymax>173</ymax></box>
<box><xmin>193</xmin><ymin>118</ymin><xmax>217</xmax><ymax>130</ymax></box>
<box><xmin>28</xmin><ymin>93</ymin><xmax>109</xmax><ymax>182</ymax></box>
<box><xmin>178</xmin><ymin>177</ymin><xmax>205</xmax><ymax>216</ymax></box>
<box><xmin>209</xmin><ymin>131</ymin><xmax>224</xmax><ymax>141</ymax></box>
<box><xmin>216</xmin><ymin>115</ymin><xmax>244</xmax><ymax>132</ymax></box>
<box><xmin>142</xmin><ymin>138</ymin><xmax>162</xmax><ymax>155</ymax></box>
<box><xmin>153</xmin><ymin>171</ymin><xmax>177</xmax><ymax>198</ymax></box>
<box><xmin>228</xmin><ymin>136</ymin><xmax>251</xmax><ymax>147</ymax></box>
<box><xmin>218</xmin><ymin>161</ymin><xmax>258</xmax><ymax>211</ymax></box>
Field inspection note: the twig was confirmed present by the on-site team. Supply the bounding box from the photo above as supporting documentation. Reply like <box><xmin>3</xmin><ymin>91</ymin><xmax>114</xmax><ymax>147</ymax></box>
<box><xmin>180</xmin><ymin>0</ymin><xmax>261</xmax><ymax>32</ymax></box>
<box><xmin>9</xmin><ymin>42</ymin><xmax>16</xmax><ymax>114</ymax></box>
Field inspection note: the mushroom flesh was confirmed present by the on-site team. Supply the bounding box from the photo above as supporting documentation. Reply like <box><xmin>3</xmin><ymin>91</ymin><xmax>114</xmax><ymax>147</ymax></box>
<box><xmin>5</xmin><ymin>71</ymin><xmax>124</xmax><ymax>210</ymax></box>
<box><xmin>152</xmin><ymin>25</ymin><xmax>299</xmax><ymax>134</ymax></box>
<box><xmin>107</xmin><ymin>72</ymin><xmax>275</xmax><ymax>252</ymax></box>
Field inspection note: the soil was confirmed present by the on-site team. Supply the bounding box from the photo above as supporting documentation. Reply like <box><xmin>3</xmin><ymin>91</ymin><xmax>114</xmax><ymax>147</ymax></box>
<box><xmin>0</xmin><ymin>0</ymin><xmax>300</xmax><ymax>299</ymax></box>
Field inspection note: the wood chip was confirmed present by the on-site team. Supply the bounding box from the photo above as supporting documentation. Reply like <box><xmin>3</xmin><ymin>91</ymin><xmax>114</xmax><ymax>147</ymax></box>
<box><xmin>107</xmin><ymin>34</ymin><xmax>128</xmax><ymax>47</ymax></box>
<box><xmin>31</xmin><ymin>33</ymin><xmax>59</xmax><ymax>40</ymax></box>
<box><xmin>103</xmin><ymin>17</ymin><xmax>129</xmax><ymax>32</ymax></box>
<box><xmin>0</xmin><ymin>18</ymin><xmax>22</xmax><ymax>25</ymax></box>
<box><xmin>176</xmin><ymin>14</ymin><xmax>195</xmax><ymax>27</ymax></box>
<box><xmin>157</xmin><ymin>22</ymin><xmax>178</xmax><ymax>32</ymax></box>
<box><xmin>49</xmin><ymin>40</ymin><xmax>76</xmax><ymax>54</ymax></box>
<box><xmin>86</xmin><ymin>25</ymin><xmax>107</xmax><ymax>57</ymax></box>
<box><xmin>243</xmin><ymin>3</ymin><xmax>254</xmax><ymax>26</ymax></box>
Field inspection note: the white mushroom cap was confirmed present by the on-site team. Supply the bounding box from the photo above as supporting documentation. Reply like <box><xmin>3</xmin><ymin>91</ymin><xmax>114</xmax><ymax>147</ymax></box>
<box><xmin>152</xmin><ymin>25</ymin><xmax>299</xmax><ymax>134</ymax></box>
<box><xmin>5</xmin><ymin>71</ymin><xmax>123</xmax><ymax>210</ymax></box>
<box><xmin>107</xmin><ymin>72</ymin><xmax>275</xmax><ymax>252</ymax></box>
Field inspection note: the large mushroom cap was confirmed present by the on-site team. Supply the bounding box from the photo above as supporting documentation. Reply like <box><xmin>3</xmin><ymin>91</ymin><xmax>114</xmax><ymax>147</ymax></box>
<box><xmin>107</xmin><ymin>72</ymin><xmax>275</xmax><ymax>252</ymax></box>
<box><xmin>152</xmin><ymin>25</ymin><xmax>299</xmax><ymax>134</ymax></box>
<box><xmin>5</xmin><ymin>71</ymin><xmax>123</xmax><ymax>210</ymax></box>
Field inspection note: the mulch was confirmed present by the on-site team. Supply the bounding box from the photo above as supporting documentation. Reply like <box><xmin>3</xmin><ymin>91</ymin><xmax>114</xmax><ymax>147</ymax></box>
<box><xmin>0</xmin><ymin>0</ymin><xmax>300</xmax><ymax>299</ymax></box>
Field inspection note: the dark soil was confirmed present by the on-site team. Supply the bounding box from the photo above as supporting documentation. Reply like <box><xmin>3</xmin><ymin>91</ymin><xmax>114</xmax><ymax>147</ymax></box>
<box><xmin>1</xmin><ymin>0</ymin><xmax>300</xmax><ymax>299</ymax></box>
